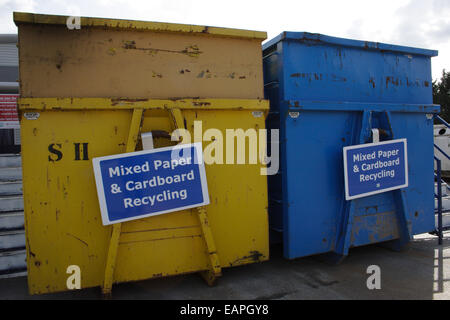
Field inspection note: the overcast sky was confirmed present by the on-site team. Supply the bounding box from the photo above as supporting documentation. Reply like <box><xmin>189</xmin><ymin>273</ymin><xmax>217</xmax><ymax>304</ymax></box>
<box><xmin>0</xmin><ymin>0</ymin><xmax>449</xmax><ymax>80</ymax></box>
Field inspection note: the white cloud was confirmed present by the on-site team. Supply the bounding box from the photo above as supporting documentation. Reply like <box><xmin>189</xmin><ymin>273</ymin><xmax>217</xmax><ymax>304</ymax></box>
<box><xmin>0</xmin><ymin>0</ymin><xmax>35</xmax><ymax>32</ymax></box>
<box><xmin>388</xmin><ymin>0</ymin><xmax>450</xmax><ymax>80</ymax></box>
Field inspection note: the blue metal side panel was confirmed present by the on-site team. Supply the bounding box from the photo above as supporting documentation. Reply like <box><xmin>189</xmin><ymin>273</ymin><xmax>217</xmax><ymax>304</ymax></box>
<box><xmin>282</xmin><ymin>108</ymin><xmax>435</xmax><ymax>259</ymax></box>
<box><xmin>349</xmin><ymin>112</ymin><xmax>435</xmax><ymax>247</ymax></box>
<box><xmin>283</xmin><ymin>109</ymin><xmax>351</xmax><ymax>257</ymax></box>
<box><xmin>282</xmin><ymin>40</ymin><xmax>434</xmax><ymax>104</ymax></box>
<box><xmin>263</xmin><ymin>42</ymin><xmax>286</xmax><ymax>244</ymax></box>
<box><xmin>389</xmin><ymin>111</ymin><xmax>435</xmax><ymax>235</ymax></box>
<box><xmin>263</xmin><ymin>32</ymin><xmax>438</xmax><ymax>58</ymax></box>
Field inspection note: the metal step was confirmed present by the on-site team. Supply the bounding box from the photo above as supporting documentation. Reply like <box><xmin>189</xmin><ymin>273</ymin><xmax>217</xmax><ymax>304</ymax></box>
<box><xmin>0</xmin><ymin>270</ymin><xmax>27</xmax><ymax>279</ymax></box>
<box><xmin>0</xmin><ymin>195</ymin><xmax>24</xmax><ymax>213</ymax></box>
<box><xmin>0</xmin><ymin>155</ymin><xmax>24</xmax><ymax>279</ymax></box>
<box><xmin>0</xmin><ymin>249</ymin><xmax>26</xmax><ymax>275</ymax></box>
<box><xmin>436</xmin><ymin>211</ymin><xmax>450</xmax><ymax>229</ymax></box>
<box><xmin>435</xmin><ymin>195</ymin><xmax>450</xmax><ymax>212</ymax></box>
<box><xmin>435</xmin><ymin>182</ymin><xmax>448</xmax><ymax>197</ymax></box>
<box><xmin>0</xmin><ymin>230</ymin><xmax>25</xmax><ymax>251</ymax></box>
<box><xmin>0</xmin><ymin>211</ymin><xmax>24</xmax><ymax>231</ymax></box>
<box><xmin>0</xmin><ymin>181</ymin><xmax>22</xmax><ymax>196</ymax></box>
<box><xmin>0</xmin><ymin>167</ymin><xmax>22</xmax><ymax>182</ymax></box>
<box><xmin>0</xmin><ymin>154</ymin><xmax>21</xmax><ymax>168</ymax></box>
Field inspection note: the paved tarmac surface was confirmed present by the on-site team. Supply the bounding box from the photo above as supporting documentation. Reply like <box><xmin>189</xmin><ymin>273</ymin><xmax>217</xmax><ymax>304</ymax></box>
<box><xmin>0</xmin><ymin>233</ymin><xmax>449</xmax><ymax>300</ymax></box>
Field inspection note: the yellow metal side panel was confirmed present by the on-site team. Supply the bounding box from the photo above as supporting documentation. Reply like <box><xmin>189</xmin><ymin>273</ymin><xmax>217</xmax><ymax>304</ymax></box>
<box><xmin>115</xmin><ymin>212</ymin><xmax>210</xmax><ymax>282</ymax></box>
<box><xmin>113</xmin><ymin>109</ymin><xmax>210</xmax><ymax>282</ymax></box>
<box><xmin>17</xmin><ymin>98</ymin><xmax>270</xmax><ymax>111</ymax></box>
<box><xmin>17</xmin><ymin>25</ymin><xmax>264</xmax><ymax>99</ymax></box>
<box><xmin>21</xmin><ymin>110</ymin><xmax>130</xmax><ymax>294</ymax></box>
<box><xmin>113</xmin><ymin>109</ymin><xmax>269</xmax><ymax>283</ymax></box>
<box><xmin>13</xmin><ymin>12</ymin><xmax>267</xmax><ymax>40</ymax></box>
<box><xmin>22</xmin><ymin>110</ymin><xmax>208</xmax><ymax>294</ymax></box>
<box><xmin>183</xmin><ymin>110</ymin><xmax>269</xmax><ymax>267</ymax></box>
<box><xmin>21</xmin><ymin>102</ymin><xmax>269</xmax><ymax>294</ymax></box>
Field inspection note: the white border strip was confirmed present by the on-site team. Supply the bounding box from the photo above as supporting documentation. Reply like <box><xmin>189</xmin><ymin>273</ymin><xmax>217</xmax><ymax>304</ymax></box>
<box><xmin>93</xmin><ymin>142</ymin><xmax>209</xmax><ymax>225</ymax></box>
<box><xmin>343</xmin><ymin>138</ymin><xmax>408</xmax><ymax>201</ymax></box>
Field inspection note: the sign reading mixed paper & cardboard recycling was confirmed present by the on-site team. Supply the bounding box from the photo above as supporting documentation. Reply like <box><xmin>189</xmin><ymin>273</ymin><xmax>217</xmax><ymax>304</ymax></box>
<box><xmin>93</xmin><ymin>143</ymin><xmax>209</xmax><ymax>225</ymax></box>
<box><xmin>343</xmin><ymin>139</ymin><xmax>408</xmax><ymax>200</ymax></box>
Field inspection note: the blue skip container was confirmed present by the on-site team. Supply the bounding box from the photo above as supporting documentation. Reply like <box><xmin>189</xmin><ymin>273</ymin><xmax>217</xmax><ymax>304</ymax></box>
<box><xmin>263</xmin><ymin>32</ymin><xmax>439</xmax><ymax>261</ymax></box>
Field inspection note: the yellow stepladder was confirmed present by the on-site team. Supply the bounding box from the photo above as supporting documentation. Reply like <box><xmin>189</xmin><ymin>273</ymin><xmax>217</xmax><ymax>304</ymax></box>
<box><xmin>102</xmin><ymin>108</ymin><xmax>143</xmax><ymax>296</ymax></box>
<box><xmin>169</xmin><ymin>107</ymin><xmax>222</xmax><ymax>286</ymax></box>
<box><xmin>102</xmin><ymin>106</ymin><xmax>221</xmax><ymax>296</ymax></box>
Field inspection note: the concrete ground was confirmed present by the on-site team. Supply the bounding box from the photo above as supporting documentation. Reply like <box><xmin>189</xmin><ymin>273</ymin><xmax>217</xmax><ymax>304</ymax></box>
<box><xmin>0</xmin><ymin>232</ymin><xmax>449</xmax><ymax>300</ymax></box>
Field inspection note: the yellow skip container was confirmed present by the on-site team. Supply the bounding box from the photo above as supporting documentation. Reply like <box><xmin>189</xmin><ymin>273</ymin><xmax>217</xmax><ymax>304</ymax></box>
<box><xmin>14</xmin><ymin>12</ymin><xmax>269</xmax><ymax>295</ymax></box>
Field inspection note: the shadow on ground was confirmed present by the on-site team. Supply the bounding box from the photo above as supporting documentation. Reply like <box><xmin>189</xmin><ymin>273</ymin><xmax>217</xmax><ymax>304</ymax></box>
<box><xmin>0</xmin><ymin>233</ymin><xmax>448</xmax><ymax>300</ymax></box>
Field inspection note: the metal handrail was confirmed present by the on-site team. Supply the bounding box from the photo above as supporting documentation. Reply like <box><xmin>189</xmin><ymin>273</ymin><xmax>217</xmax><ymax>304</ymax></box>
<box><xmin>434</xmin><ymin>156</ymin><xmax>443</xmax><ymax>245</ymax></box>
<box><xmin>436</xmin><ymin>115</ymin><xmax>450</xmax><ymax>129</ymax></box>
<box><xmin>435</xmin><ymin>144</ymin><xmax>450</xmax><ymax>161</ymax></box>
<box><xmin>433</xmin><ymin>114</ymin><xmax>449</xmax><ymax>244</ymax></box>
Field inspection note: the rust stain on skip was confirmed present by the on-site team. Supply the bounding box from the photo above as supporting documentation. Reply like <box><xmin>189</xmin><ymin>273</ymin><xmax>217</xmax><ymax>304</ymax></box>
<box><xmin>122</xmin><ymin>40</ymin><xmax>202</xmax><ymax>57</ymax></box>
<box><xmin>289</xmin><ymin>73</ymin><xmax>325</xmax><ymax>81</ymax></box>
<box><xmin>66</xmin><ymin>233</ymin><xmax>89</xmax><ymax>247</ymax></box>
<box><xmin>192</xmin><ymin>101</ymin><xmax>211</xmax><ymax>107</ymax></box>
<box><xmin>152</xmin><ymin>71</ymin><xmax>163</xmax><ymax>78</ymax></box>
<box><xmin>110</xmin><ymin>98</ymin><xmax>149</xmax><ymax>106</ymax></box>
<box><xmin>386</xmin><ymin>76</ymin><xmax>400</xmax><ymax>88</ymax></box>
<box><xmin>231</xmin><ymin>250</ymin><xmax>264</xmax><ymax>265</ymax></box>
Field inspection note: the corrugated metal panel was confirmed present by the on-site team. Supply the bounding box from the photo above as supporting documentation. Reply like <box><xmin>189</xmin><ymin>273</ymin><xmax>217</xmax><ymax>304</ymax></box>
<box><xmin>0</xmin><ymin>230</ymin><xmax>25</xmax><ymax>251</ymax></box>
<box><xmin>0</xmin><ymin>153</ymin><xmax>26</xmax><ymax>278</ymax></box>
<box><xmin>0</xmin><ymin>44</ymin><xmax>18</xmax><ymax>66</ymax></box>
<box><xmin>0</xmin><ymin>82</ymin><xmax>19</xmax><ymax>92</ymax></box>
<box><xmin>0</xmin><ymin>250</ymin><xmax>26</xmax><ymax>274</ymax></box>
<box><xmin>0</xmin><ymin>66</ymin><xmax>19</xmax><ymax>82</ymax></box>
<box><xmin>0</xmin><ymin>34</ymin><xmax>17</xmax><ymax>44</ymax></box>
